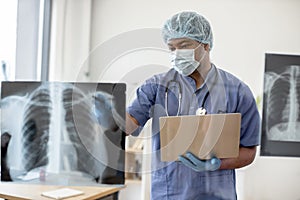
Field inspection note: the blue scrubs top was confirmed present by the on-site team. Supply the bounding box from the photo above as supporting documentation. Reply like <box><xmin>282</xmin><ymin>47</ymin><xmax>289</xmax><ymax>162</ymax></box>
<box><xmin>127</xmin><ymin>64</ymin><xmax>260</xmax><ymax>200</ymax></box>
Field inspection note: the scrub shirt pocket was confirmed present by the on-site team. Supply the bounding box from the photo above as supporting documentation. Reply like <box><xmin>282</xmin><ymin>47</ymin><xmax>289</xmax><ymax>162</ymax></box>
<box><xmin>167</xmin><ymin>163</ymin><xmax>236</xmax><ymax>200</ymax></box>
<box><xmin>151</xmin><ymin>170</ymin><xmax>168</xmax><ymax>200</ymax></box>
<box><xmin>207</xmin><ymin>170</ymin><xmax>237</xmax><ymax>200</ymax></box>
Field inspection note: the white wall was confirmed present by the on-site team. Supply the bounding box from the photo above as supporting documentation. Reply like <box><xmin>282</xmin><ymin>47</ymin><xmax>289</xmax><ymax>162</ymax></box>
<box><xmin>88</xmin><ymin>0</ymin><xmax>300</xmax><ymax>199</ymax></box>
<box><xmin>90</xmin><ymin>0</ymin><xmax>300</xmax><ymax>96</ymax></box>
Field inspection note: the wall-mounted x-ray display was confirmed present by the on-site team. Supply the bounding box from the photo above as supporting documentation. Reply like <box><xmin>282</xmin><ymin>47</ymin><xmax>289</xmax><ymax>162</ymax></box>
<box><xmin>1</xmin><ymin>82</ymin><xmax>126</xmax><ymax>186</ymax></box>
<box><xmin>261</xmin><ymin>53</ymin><xmax>300</xmax><ymax>157</ymax></box>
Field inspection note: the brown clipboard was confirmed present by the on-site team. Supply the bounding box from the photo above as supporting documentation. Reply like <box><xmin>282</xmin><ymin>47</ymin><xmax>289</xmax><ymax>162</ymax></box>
<box><xmin>159</xmin><ymin>113</ymin><xmax>241</xmax><ymax>161</ymax></box>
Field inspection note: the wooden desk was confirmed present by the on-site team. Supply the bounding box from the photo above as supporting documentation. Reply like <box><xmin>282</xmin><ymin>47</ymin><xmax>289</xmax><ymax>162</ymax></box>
<box><xmin>0</xmin><ymin>182</ymin><xmax>124</xmax><ymax>200</ymax></box>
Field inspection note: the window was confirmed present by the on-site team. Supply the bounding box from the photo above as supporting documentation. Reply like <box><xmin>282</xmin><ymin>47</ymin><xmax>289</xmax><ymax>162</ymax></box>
<box><xmin>0</xmin><ymin>0</ymin><xmax>18</xmax><ymax>81</ymax></box>
<box><xmin>0</xmin><ymin>0</ymin><xmax>51</xmax><ymax>81</ymax></box>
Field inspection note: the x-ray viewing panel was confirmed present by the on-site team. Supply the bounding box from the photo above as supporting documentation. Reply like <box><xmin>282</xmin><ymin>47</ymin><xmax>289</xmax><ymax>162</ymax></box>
<box><xmin>261</xmin><ymin>53</ymin><xmax>300</xmax><ymax>157</ymax></box>
<box><xmin>1</xmin><ymin>82</ymin><xmax>126</xmax><ymax>185</ymax></box>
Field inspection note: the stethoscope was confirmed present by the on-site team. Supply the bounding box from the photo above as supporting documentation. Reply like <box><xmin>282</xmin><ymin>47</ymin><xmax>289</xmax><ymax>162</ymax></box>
<box><xmin>164</xmin><ymin>71</ymin><xmax>219</xmax><ymax>116</ymax></box>
<box><xmin>165</xmin><ymin>79</ymin><xmax>182</xmax><ymax>116</ymax></box>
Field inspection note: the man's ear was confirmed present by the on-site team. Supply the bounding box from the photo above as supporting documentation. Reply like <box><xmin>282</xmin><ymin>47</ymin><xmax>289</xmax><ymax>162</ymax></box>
<box><xmin>204</xmin><ymin>43</ymin><xmax>210</xmax><ymax>51</ymax></box>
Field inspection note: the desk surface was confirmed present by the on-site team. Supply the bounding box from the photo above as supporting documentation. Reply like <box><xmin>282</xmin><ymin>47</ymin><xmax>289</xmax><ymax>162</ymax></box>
<box><xmin>0</xmin><ymin>182</ymin><xmax>124</xmax><ymax>200</ymax></box>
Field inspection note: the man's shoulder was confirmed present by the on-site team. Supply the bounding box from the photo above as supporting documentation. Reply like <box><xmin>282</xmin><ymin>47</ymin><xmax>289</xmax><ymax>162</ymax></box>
<box><xmin>146</xmin><ymin>68</ymin><xmax>176</xmax><ymax>82</ymax></box>
<box><xmin>214</xmin><ymin>65</ymin><xmax>244</xmax><ymax>85</ymax></box>
<box><xmin>214</xmin><ymin>65</ymin><xmax>253</xmax><ymax>97</ymax></box>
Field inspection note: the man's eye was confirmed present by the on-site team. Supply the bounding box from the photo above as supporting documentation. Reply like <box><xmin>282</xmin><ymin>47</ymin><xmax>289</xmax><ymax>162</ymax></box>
<box><xmin>180</xmin><ymin>44</ymin><xmax>191</xmax><ymax>49</ymax></box>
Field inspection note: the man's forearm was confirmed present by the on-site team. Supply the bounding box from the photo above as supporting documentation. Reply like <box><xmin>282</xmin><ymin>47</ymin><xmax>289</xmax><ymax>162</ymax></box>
<box><xmin>219</xmin><ymin>146</ymin><xmax>257</xmax><ymax>170</ymax></box>
<box><xmin>125</xmin><ymin>112</ymin><xmax>140</xmax><ymax>136</ymax></box>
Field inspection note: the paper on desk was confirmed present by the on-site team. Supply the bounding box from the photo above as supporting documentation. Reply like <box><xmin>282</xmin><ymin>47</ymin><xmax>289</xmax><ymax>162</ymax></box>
<box><xmin>17</xmin><ymin>171</ymin><xmax>40</xmax><ymax>181</ymax></box>
<box><xmin>159</xmin><ymin>113</ymin><xmax>241</xmax><ymax>161</ymax></box>
<box><xmin>41</xmin><ymin>188</ymin><xmax>84</xmax><ymax>200</ymax></box>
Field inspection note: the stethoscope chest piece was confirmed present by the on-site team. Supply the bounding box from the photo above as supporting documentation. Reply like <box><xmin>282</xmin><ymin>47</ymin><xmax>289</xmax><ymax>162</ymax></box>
<box><xmin>196</xmin><ymin>107</ymin><xmax>207</xmax><ymax>115</ymax></box>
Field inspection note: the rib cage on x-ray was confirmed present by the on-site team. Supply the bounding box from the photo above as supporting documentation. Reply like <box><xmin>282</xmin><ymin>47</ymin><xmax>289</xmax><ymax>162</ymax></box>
<box><xmin>265</xmin><ymin>65</ymin><xmax>300</xmax><ymax>141</ymax></box>
<box><xmin>22</xmin><ymin>87</ymin><xmax>52</xmax><ymax>172</ymax></box>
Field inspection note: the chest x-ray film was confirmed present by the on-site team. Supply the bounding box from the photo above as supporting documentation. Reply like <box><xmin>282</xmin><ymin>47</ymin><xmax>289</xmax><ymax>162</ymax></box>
<box><xmin>1</xmin><ymin>82</ymin><xmax>126</xmax><ymax>185</ymax></box>
<box><xmin>261</xmin><ymin>53</ymin><xmax>300</xmax><ymax>157</ymax></box>
<box><xmin>159</xmin><ymin>113</ymin><xmax>241</xmax><ymax>161</ymax></box>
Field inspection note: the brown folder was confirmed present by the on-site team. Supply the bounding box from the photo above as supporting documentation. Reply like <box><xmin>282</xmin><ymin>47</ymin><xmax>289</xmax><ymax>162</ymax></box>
<box><xmin>159</xmin><ymin>113</ymin><xmax>241</xmax><ymax>161</ymax></box>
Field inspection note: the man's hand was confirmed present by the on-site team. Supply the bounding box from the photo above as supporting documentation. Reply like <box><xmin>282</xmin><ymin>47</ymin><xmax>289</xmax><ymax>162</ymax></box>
<box><xmin>178</xmin><ymin>152</ymin><xmax>221</xmax><ymax>172</ymax></box>
<box><xmin>93</xmin><ymin>92</ymin><xmax>118</xmax><ymax>131</ymax></box>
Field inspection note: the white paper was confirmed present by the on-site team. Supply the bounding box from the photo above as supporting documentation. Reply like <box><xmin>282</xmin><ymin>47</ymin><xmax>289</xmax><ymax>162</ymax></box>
<box><xmin>41</xmin><ymin>188</ymin><xmax>84</xmax><ymax>199</ymax></box>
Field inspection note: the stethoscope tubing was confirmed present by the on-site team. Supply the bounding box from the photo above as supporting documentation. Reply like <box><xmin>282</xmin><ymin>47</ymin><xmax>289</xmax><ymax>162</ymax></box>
<box><xmin>165</xmin><ymin>80</ymin><xmax>182</xmax><ymax>116</ymax></box>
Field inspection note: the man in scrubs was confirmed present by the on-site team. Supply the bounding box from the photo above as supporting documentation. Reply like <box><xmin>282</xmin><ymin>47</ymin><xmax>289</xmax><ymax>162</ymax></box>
<box><xmin>126</xmin><ymin>11</ymin><xmax>260</xmax><ymax>200</ymax></box>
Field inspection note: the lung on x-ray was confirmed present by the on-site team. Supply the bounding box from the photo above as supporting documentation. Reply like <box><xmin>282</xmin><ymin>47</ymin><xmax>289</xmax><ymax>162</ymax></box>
<box><xmin>261</xmin><ymin>53</ymin><xmax>300</xmax><ymax>157</ymax></box>
<box><xmin>1</xmin><ymin>82</ymin><xmax>126</xmax><ymax>185</ymax></box>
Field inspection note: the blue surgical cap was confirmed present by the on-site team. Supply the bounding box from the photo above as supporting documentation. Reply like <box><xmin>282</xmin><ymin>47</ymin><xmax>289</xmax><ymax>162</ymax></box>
<box><xmin>162</xmin><ymin>11</ymin><xmax>213</xmax><ymax>49</ymax></box>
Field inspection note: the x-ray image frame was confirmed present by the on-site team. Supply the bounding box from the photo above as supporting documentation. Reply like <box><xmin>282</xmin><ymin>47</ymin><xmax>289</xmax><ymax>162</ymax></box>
<box><xmin>261</xmin><ymin>53</ymin><xmax>300</xmax><ymax>157</ymax></box>
<box><xmin>1</xmin><ymin>81</ymin><xmax>126</xmax><ymax>185</ymax></box>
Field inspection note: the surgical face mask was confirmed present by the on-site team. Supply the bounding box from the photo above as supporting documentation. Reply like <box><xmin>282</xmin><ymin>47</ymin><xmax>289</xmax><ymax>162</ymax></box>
<box><xmin>170</xmin><ymin>48</ymin><xmax>205</xmax><ymax>76</ymax></box>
